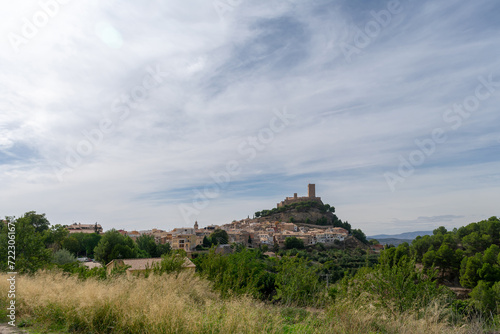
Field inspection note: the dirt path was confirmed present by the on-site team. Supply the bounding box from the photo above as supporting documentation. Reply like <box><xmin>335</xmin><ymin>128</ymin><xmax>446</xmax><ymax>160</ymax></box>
<box><xmin>0</xmin><ymin>324</ymin><xmax>26</xmax><ymax>334</ymax></box>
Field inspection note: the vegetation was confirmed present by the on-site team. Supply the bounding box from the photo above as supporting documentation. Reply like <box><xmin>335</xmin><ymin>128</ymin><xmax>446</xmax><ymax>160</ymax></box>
<box><xmin>254</xmin><ymin>201</ymin><xmax>353</xmax><ymax>230</ymax></box>
<box><xmin>1</xmin><ymin>211</ymin><xmax>500</xmax><ymax>332</ymax></box>
<box><xmin>406</xmin><ymin>217</ymin><xmax>500</xmax><ymax>315</ymax></box>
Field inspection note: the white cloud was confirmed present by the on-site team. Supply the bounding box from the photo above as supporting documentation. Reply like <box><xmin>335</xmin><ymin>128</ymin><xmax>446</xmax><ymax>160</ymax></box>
<box><xmin>0</xmin><ymin>0</ymin><xmax>499</xmax><ymax>233</ymax></box>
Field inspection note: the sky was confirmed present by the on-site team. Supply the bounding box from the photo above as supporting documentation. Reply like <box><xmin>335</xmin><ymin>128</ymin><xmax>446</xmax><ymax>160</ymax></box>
<box><xmin>0</xmin><ymin>0</ymin><xmax>499</xmax><ymax>235</ymax></box>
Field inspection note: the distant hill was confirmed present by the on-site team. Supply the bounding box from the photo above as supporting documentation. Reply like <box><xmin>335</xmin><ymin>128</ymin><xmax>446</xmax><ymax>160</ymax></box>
<box><xmin>374</xmin><ymin>238</ymin><xmax>413</xmax><ymax>246</ymax></box>
<box><xmin>368</xmin><ymin>231</ymin><xmax>432</xmax><ymax>241</ymax></box>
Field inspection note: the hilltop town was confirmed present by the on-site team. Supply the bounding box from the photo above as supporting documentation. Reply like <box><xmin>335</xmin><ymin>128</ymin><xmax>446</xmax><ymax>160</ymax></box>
<box><xmin>66</xmin><ymin>184</ymin><xmax>361</xmax><ymax>253</ymax></box>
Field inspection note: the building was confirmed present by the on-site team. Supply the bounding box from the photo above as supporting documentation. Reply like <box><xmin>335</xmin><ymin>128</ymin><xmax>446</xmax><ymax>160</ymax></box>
<box><xmin>67</xmin><ymin>223</ymin><xmax>103</xmax><ymax>234</ymax></box>
<box><xmin>106</xmin><ymin>257</ymin><xmax>196</xmax><ymax>277</ymax></box>
<box><xmin>277</xmin><ymin>184</ymin><xmax>322</xmax><ymax>208</ymax></box>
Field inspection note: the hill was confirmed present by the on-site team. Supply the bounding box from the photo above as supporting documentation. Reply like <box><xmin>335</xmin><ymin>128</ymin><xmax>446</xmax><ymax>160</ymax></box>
<box><xmin>373</xmin><ymin>238</ymin><xmax>413</xmax><ymax>246</ymax></box>
<box><xmin>253</xmin><ymin>200</ymin><xmax>350</xmax><ymax>229</ymax></box>
<box><xmin>368</xmin><ymin>231</ymin><xmax>432</xmax><ymax>240</ymax></box>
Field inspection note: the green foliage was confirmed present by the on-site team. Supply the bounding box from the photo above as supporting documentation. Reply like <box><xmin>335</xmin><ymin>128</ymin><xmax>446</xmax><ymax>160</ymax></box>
<box><xmin>21</xmin><ymin>211</ymin><xmax>50</xmax><ymax>233</ymax></box>
<box><xmin>62</xmin><ymin>236</ymin><xmax>80</xmax><ymax>255</ymax></box>
<box><xmin>195</xmin><ymin>248</ymin><xmax>275</xmax><ymax>300</ymax></box>
<box><xmin>284</xmin><ymin>236</ymin><xmax>305</xmax><ymax>250</ymax></box>
<box><xmin>337</xmin><ymin>257</ymin><xmax>453</xmax><ymax>316</ymax></box>
<box><xmin>136</xmin><ymin>234</ymin><xmax>166</xmax><ymax>257</ymax></box>
<box><xmin>202</xmin><ymin>235</ymin><xmax>212</xmax><ymax>247</ymax></box>
<box><xmin>42</xmin><ymin>224</ymin><xmax>69</xmax><ymax>250</ymax></box>
<box><xmin>0</xmin><ymin>214</ymin><xmax>51</xmax><ymax>273</ymax></box>
<box><xmin>352</xmin><ymin>229</ymin><xmax>368</xmax><ymax>244</ymax></box>
<box><xmin>411</xmin><ymin>216</ymin><xmax>500</xmax><ymax>294</ymax></box>
<box><xmin>273</xmin><ymin>256</ymin><xmax>324</xmax><ymax>307</ymax></box>
<box><xmin>152</xmin><ymin>251</ymin><xmax>187</xmax><ymax>276</ymax></box>
<box><xmin>210</xmin><ymin>229</ymin><xmax>229</xmax><ymax>245</ymax></box>
<box><xmin>52</xmin><ymin>249</ymin><xmax>77</xmax><ymax>265</ymax></box>
<box><xmin>94</xmin><ymin>229</ymin><xmax>138</xmax><ymax>265</ymax></box>
<box><xmin>379</xmin><ymin>243</ymin><xmax>410</xmax><ymax>267</ymax></box>
<box><xmin>469</xmin><ymin>280</ymin><xmax>500</xmax><ymax>314</ymax></box>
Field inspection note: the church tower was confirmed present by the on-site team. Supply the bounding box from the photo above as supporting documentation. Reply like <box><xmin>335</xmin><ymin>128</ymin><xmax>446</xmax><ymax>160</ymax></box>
<box><xmin>194</xmin><ymin>221</ymin><xmax>199</xmax><ymax>230</ymax></box>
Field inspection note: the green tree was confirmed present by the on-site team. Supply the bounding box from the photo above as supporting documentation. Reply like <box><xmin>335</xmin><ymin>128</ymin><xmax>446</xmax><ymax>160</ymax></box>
<box><xmin>483</xmin><ymin>244</ymin><xmax>500</xmax><ymax>265</ymax></box>
<box><xmin>22</xmin><ymin>211</ymin><xmax>50</xmax><ymax>233</ymax></box>
<box><xmin>284</xmin><ymin>237</ymin><xmax>305</xmax><ymax>250</ymax></box>
<box><xmin>42</xmin><ymin>224</ymin><xmax>69</xmax><ymax>250</ymax></box>
<box><xmin>202</xmin><ymin>236</ymin><xmax>212</xmax><ymax>248</ymax></box>
<box><xmin>152</xmin><ymin>251</ymin><xmax>188</xmax><ymax>276</ymax></box>
<box><xmin>82</xmin><ymin>233</ymin><xmax>102</xmax><ymax>258</ymax></box>
<box><xmin>352</xmin><ymin>229</ymin><xmax>368</xmax><ymax>244</ymax></box>
<box><xmin>62</xmin><ymin>236</ymin><xmax>81</xmax><ymax>255</ymax></box>
<box><xmin>210</xmin><ymin>229</ymin><xmax>229</xmax><ymax>245</ymax></box>
<box><xmin>460</xmin><ymin>254</ymin><xmax>483</xmax><ymax>288</ymax></box>
<box><xmin>433</xmin><ymin>226</ymin><xmax>447</xmax><ymax>235</ymax></box>
<box><xmin>422</xmin><ymin>250</ymin><xmax>436</xmax><ymax>269</ymax></box>
<box><xmin>274</xmin><ymin>256</ymin><xmax>323</xmax><ymax>307</ymax></box>
<box><xmin>136</xmin><ymin>234</ymin><xmax>159</xmax><ymax>257</ymax></box>
<box><xmin>470</xmin><ymin>280</ymin><xmax>497</xmax><ymax>314</ymax></box>
<box><xmin>94</xmin><ymin>229</ymin><xmax>138</xmax><ymax>265</ymax></box>
<box><xmin>0</xmin><ymin>214</ymin><xmax>51</xmax><ymax>273</ymax></box>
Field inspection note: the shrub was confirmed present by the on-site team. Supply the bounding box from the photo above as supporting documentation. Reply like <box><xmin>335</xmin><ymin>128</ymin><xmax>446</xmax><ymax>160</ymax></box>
<box><xmin>52</xmin><ymin>249</ymin><xmax>77</xmax><ymax>265</ymax></box>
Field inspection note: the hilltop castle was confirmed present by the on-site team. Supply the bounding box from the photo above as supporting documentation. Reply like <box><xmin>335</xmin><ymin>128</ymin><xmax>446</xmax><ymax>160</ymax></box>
<box><xmin>277</xmin><ymin>184</ymin><xmax>323</xmax><ymax>208</ymax></box>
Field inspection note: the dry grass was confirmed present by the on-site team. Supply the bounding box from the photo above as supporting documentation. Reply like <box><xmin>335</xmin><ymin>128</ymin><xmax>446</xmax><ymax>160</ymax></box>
<box><xmin>0</xmin><ymin>272</ymin><xmax>490</xmax><ymax>333</ymax></box>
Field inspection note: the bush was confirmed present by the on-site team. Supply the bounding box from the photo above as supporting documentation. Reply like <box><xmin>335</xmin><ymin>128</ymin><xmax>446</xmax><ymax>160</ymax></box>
<box><xmin>336</xmin><ymin>257</ymin><xmax>454</xmax><ymax>316</ymax></box>
<box><xmin>52</xmin><ymin>249</ymin><xmax>77</xmax><ymax>265</ymax></box>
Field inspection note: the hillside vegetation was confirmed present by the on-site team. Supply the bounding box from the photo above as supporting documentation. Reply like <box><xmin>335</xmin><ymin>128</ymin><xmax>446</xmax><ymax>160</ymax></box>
<box><xmin>1</xmin><ymin>211</ymin><xmax>500</xmax><ymax>332</ymax></box>
<box><xmin>0</xmin><ymin>271</ymin><xmax>486</xmax><ymax>334</ymax></box>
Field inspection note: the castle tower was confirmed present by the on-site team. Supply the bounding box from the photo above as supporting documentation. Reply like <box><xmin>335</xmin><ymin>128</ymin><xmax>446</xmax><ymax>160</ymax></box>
<box><xmin>194</xmin><ymin>221</ymin><xmax>199</xmax><ymax>230</ymax></box>
<box><xmin>308</xmin><ymin>184</ymin><xmax>316</xmax><ymax>198</ymax></box>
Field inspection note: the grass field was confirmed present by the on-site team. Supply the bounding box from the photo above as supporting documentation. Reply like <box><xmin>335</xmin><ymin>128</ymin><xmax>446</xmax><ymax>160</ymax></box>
<box><xmin>0</xmin><ymin>272</ymin><xmax>489</xmax><ymax>333</ymax></box>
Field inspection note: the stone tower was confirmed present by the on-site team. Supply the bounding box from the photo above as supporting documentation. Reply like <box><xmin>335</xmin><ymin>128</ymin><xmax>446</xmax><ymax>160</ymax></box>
<box><xmin>194</xmin><ymin>221</ymin><xmax>199</xmax><ymax>230</ymax></box>
<box><xmin>308</xmin><ymin>184</ymin><xmax>316</xmax><ymax>198</ymax></box>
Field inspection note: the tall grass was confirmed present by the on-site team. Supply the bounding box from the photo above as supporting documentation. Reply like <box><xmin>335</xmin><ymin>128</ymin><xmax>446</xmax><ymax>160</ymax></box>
<box><xmin>0</xmin><ymin>272</ymin><xmax>489</xmax><ymax>333</ymax></box>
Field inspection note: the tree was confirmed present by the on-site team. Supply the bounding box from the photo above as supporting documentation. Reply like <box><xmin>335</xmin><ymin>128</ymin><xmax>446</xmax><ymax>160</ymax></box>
<box><xmin>152</xmin><ymin>251</ymin><xmax>188</xmax><ymax>276</ymax></box>
<box><xmin>460</xmin><ymin>254</ymin><xmax>483</xmax><ymax>288</ymax></box>
<box><xmin>62</xmin><ymin>236</ymin><xmax>81</xmax><ymax>255</ymax></box>
<box><xmin>94</xmin><ymin>229</ymin><xmax>138</xmax><ymax>264</ymax></box>
<box><xmin>43</xmin><ymin>224</ymin><xmax>69</xmax><ymax>250</ymax></box>
<box><xmin>22</xmin><ymin>211</ymin><xmax>50</xmax><ymax>233</ymax></box>
<box><xmin>82</xmin><ymin>233</ymin><xmax>102</xmax><ymax>258</ymax></box>
<box><xmin>202</xmin><ymin>236</ymin><xmax>212</xmax><ymax>248</ymax></box>
<box><xmin>422</xmin><ymin>250</ymin><xmax>436</xmax><ymax>269</ymax></box>
<box><xmin>136</xmin><ymin>234</ymin><xmax>159</xmax><ymax>257</ymax></box>
<box><xmin>0</xmin><ymin>214</ymin><xmax>51</xmax><ymax>273</ymax></box>
<box><xmin>284</xmin><ymin>237</ymin><xmax>305</xmax><ymax>250</ymax></box>
<box><xmin>470</xmin><ymin>280</ymin><xmax>497</xmax><ymax>314</ymax></box>
<box><xmin>210</xmin><ymin>229</ymin><xmax>229</xmax><ymax>245</ymax></box>
<box><xmin>433</xmin><ymin>226</ymin><xmax>447</xmax><ymax>235</ymax></box>
<box><xmin>352</xmin><ymin>229</ymin><xmax>368</xmax><ymax>244</ymax></box>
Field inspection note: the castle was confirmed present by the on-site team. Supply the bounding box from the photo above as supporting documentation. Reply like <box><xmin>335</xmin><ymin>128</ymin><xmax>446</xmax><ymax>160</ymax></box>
<box><xmin>277</xmin><ymin>184</ymin><xmax>323</xmax><ymax>208</ymax></box>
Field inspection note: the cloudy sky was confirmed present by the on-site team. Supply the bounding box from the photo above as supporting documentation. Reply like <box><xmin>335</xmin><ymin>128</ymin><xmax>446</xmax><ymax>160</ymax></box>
<box><xmin>1</xmin><ymin>0</ymin><xmax>499</xmax><ymax>235</ymax></box>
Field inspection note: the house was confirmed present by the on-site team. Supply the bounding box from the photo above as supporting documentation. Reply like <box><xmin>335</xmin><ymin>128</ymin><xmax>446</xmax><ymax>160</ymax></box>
<box><xmin>215</xmin><ymin>244</ymin><xmax>233</xmax><ymax>255</ymax></box>
<box><xmin>106</xmin><ymin>257</ymin><xmax>196</xmax><ymax>276</ymax></box>
<box><xmin>370</xmin><ymin>244</ymin><xmax>384</xmax><ymax>253</ymax></box>
<box><xmin>67</xmin><ymin>223</ymin><xmax>103</xmax><ymax>234</ymax></box>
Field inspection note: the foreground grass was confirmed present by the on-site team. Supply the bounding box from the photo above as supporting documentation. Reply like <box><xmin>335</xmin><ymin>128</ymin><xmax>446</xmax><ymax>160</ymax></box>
<box><xmin>0</xmin><ymin>272</ymin><xmax>489</xmax><ymax>333</ymax></box>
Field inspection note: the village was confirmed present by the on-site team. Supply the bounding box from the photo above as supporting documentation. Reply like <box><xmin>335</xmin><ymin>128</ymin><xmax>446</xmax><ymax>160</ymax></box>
<box><xmin>65</xmin><ymin>184</ymin><xmax>352</xmax><ymax>254</ymax></box>
<box><xmin>66</xmin><ymin>219</ymin><xmax>350</xmax><ymax>254</ymax></box>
